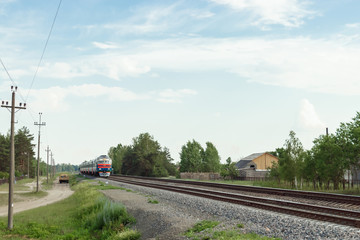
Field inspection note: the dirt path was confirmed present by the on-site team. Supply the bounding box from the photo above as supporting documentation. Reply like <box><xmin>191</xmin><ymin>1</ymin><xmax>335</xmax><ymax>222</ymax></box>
<box><xmin>0</xmin><ymin>178</ymin><xmax>73</xmax><ymax>216</ymax></box>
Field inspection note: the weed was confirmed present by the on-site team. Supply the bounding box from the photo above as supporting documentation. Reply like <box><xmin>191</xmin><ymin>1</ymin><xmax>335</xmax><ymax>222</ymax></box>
<box><xmin>237</xmin><ymin>223</ymin><xmax>244</xmax><ymax>228</ymax></box>
<box><xmin>185</xmin><ymin>220</ymin><xmax>219</xmax><ymax>238</ymax></box>
<box><xmin>147</xmin><ymin>198</ymin><xmax>159</xmax><ymax>204</ymax></box>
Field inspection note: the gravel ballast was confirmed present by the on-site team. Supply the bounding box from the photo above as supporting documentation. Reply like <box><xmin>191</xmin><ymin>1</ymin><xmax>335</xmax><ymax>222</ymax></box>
<box><xmin>100</xmin><ymin>179</ymin><xmax>360</xmax><ymax>240</ymax></box>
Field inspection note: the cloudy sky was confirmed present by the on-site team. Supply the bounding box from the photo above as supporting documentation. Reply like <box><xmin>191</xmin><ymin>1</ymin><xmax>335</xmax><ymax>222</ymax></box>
<box><xmin>1</xmin><ymin>0</ymin><xmax>360</xmax><ymax>165</ymax></box>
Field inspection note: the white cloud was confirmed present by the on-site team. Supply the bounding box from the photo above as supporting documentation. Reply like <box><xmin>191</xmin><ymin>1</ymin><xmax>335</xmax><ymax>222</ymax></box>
<box><xmin>125</xmin><ymin>36</ymin><xmax>360</xmax><ymax>96</ymax></box>
<box><xmin>27</xmin><ymin>84</ymin><xmax>148</xmax><ymax>112</ymax></box>
<box><xmin>210</xmin><ymin>0</ymin><xmax>315</xmax><ymax>28</ymax></box>
<box><xmin>92</xmin><ymin>42</ymin><xmax>119</xmax><ymax>49</ymax></box>
<box><xmin>26</xmin><ymin>85</ymin><xmax>196</xmax><ymax>112</ymax></box>
<box><xmin>35</xmin><ymin>56</ymin><xmax>151</xmax><ymax>80</ymax></box>
<box><xmin>345</xmin><ymin>23</ymin><xmax>360</xmax><ymax>29</ymax></box>
<box><xmin>157</xmin><ymin>89</ymin><xmax>197</xmax><ymax>103</ymax></box>
<box><xmin>299</xmin><ymin>99</ymin><xmax>325</xmax><ymax>129</ymax></box>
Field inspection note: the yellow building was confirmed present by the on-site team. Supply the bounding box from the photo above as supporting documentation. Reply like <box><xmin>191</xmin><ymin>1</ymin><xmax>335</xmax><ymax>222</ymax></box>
<box><xmin>235</xmin><ymin>152</ymin><xmax>278</xmax><ymax>179</ymax></box>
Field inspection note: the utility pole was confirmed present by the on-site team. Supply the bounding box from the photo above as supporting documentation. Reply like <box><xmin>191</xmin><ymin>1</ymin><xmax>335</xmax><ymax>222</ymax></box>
<box><xmin>1</xmin><ymin>86</ymin><xmax>26</xmax><ymax>230</ymax></box>
<box><xmin>34</xmin><ymin>113</ymin><xmax>46</xmax><ymax>192</ymax></box>
<box><xmin>45</xmin><ymin>146</ymin><xmax>50</xmax><ymax>184</ymax></box>
<box><xmin>27</xmin><ymin>152</ymin><xmax>30</xmax><ymax>178</ymax></box>
<box><xmin>51</xmin><ymin>151</ymin><xmax>54</xmax><ymax>178</ymax></box>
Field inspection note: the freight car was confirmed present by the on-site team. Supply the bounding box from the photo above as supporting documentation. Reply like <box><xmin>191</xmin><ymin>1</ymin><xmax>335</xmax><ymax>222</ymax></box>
<box><xmin>79</xmin><ymin>155</ymin><xmax>112</xmax><ymax>177</ymax></box>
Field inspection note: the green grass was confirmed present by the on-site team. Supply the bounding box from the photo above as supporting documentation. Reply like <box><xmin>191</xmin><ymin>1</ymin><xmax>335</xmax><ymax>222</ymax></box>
<box><xmin>185</xmin><ymin>221</ymin><xmax>281</xmax><ymax>240</ymax></box>
<box><xmin>0</xmin><ymin>177</ymin><xmax>141</xmax><ymax>240</ymax></box>
<box><xmin>185</xmin><ymin>220</ymin><xmax>220</xmax><ymax>238</ymax></box>
<box><xmin>147</xmin><ymin>198</ymin><xmax>159</xmax><ymax>204</ymax></box>
<box><xmin>0</xmin><ymin>178</ymin><xmax>34</xmax><ymax>191</ymax></box>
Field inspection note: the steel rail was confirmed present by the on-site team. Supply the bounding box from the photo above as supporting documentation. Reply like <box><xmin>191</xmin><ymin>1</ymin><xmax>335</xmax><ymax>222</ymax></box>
<box><xmin>107</xmin><ymin>175</ymin><xmax>360</xmax><ymax>228</ymax></box>
<box><xmin>115</xmin><ymin>174</ymin><xmax>360</xmax><ymax>205</ymax></box>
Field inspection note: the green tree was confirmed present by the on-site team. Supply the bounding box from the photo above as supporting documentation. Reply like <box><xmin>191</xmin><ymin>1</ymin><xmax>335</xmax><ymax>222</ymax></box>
<box><xmin>220</xmin><ymin>157</ymin><xmax>238</xmax><ymax>180</ymax></box>
<box><xmin>336</xmin><ymin>112</ymin><xmax>360</xmax><ymax>187</ymax></box>
<box><xmin>279</xmin><ymin>131</ymin><xmax>305</xmax><ymax>188</ymax></box>
<box><xmin>0</xmin><ymin>133</ymin><xmax>10</xmax><ymax>173</ymax></box>
<box><xmin>108</xmin><ymin>144</ymin><xmax>131</xmax><ymax>174</ymax></box>
<box><xmin>311</xmin><ymin>134</ymin><xmax>345</xmax><ymax>190</ymax></box>
<box><xmin>179</xmin><ymin>140</ymin><xmax>204</xmax><ymax>172</ymax></box>
<box><xmin>119</xmin><ymin>133</ymin><xmax>175</xmax><ymax>177</ymax></box>
<box><xmin>202</xmin><ymin>142</ymin><xmax>221</xmax><ymax>172</ymax></box>
<box><xmin>15</xmin><ymin>127</ymin><xmax>35</xmax><ymax>175</ymax></box>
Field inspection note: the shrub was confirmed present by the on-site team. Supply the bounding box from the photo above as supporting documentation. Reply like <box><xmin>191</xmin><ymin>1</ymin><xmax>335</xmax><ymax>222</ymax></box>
<box><xmin>0</xmin><ymin>171</ymin><xmax>9</xmax><ymax>179</ymax></box>
<box><xmin>111</xmin><ymin>229</ymin><xmax>141</xmax><ymax>240</ymax></box>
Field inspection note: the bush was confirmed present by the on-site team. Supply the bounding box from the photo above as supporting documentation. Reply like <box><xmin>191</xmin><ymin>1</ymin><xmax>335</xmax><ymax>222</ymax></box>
<box><xmin>0</xmin><ymin>171</ymin><xmax>9</xmax><ymax>179</ymax></box>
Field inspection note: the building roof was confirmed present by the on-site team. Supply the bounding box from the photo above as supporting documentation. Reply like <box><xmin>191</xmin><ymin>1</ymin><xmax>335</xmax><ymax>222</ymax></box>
<box><xmin>240</xmin><ymin>152</ymin><xmax>266</xmax><ymax>161</ymax></box>
<box><xmin>235</xmin><ymin>152</ymin><xmax>266</xmax><ymax>169</ymax></box>
<box><xmin>235</xmin><ymin>160</ymin><xmax>253</xmax><ymax>169</ymax></box>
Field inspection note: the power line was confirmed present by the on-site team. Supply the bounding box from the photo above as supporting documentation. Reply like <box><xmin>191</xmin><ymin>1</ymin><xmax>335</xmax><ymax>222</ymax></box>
<box><xmin>26</xmin><ymin>0</ymin><xmax>62</xmax><ymax>102</ymax></box>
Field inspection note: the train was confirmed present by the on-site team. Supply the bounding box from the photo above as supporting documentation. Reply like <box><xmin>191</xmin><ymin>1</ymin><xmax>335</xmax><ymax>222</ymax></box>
<box><xmin>79</xmin><ymin>155</ymin><xmax>112</xmax><ymax>177</ymax></box>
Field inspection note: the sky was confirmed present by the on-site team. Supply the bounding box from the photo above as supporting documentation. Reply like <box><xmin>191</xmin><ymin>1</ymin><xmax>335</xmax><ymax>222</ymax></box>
<box><xmin>1</xmin><ymin>0</ymin><xmax>360</xmax><ymax>166</ymax></box>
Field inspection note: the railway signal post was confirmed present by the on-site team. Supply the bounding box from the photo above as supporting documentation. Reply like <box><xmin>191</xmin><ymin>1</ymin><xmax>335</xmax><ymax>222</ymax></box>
<box><xmin>1</xmin><ymin>86</ymin><xmax>26</xmax><ymax>230</ymax></box>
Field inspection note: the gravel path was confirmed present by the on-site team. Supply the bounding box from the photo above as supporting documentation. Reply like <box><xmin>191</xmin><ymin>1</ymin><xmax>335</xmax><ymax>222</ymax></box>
<box><xmin>100</xmin><ymin>178</ymin><xmax>360</xmax><ymax>240</ymax></box>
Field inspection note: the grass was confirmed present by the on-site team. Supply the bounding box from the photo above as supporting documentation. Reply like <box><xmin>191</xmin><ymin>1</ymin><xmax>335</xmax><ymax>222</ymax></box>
<box><xmin>185</xmin><ymin>220</ymin><xmax>281</xmax><ymax>240</ymax></box>
<box><xmin>0</xmin><ymin>176</ymin><xmax>141</xmax><ymax>240</ymax></box>
<box><xmin>0</xmin><ymin>178</ymin><xmax>34</xmax><ymax>191</ymax></box>
<box><xmin>178</xmin><ymin>178</ymin><xmax>360</xmax><ymax>196</ymax></box>
<box><xmin>147</xmin><ymin>198</ymin><xmax>159</xmax><ymax>204</ymax></box>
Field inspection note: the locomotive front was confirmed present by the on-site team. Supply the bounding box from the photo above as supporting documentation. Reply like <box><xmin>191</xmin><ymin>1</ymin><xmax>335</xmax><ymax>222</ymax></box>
<box><xmin>96</xmin><ymin>155</ymin><xmax>112</xmax><ymax>177</ymax></box>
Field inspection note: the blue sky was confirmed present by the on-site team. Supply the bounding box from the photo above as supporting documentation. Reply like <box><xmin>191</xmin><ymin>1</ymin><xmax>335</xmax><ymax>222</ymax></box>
<box><xmin>1</xmin><ymin>0</ymin><xmax>360</xmax><ymax>165</ymax></box>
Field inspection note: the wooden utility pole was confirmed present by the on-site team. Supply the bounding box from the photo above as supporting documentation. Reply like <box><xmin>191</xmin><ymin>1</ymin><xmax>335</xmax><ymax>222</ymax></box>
<box><xmin>45</xmin><ymin>146</ymin><xmax>50</xmax><ymax>184</ymax></box>
<box><xmin>34</xmin><ymin>113</ymin><xmax>46</xmax><ymax>192</ymax></box>
<box><xmin>27</xmin><ymin>153</ymin><xmax>30</xmax><ymax>178</ymax></box>
<box><xmin>51</xmin><ymin>151</ymin><xmax>54</xmax><ymax>178</ymax></box>
<box><xmin>1</xmin><ymin>86</ymin><xmax>26</xmax><ymax>230</ymax></box>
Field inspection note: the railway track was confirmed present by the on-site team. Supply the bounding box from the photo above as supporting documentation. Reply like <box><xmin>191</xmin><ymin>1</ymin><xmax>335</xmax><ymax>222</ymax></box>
<box><xmin>107</xmin><ymin>175</ymin><xmax>360</xmax><ymax>228</ymax></box>
<box><xmin>116</xmin><ymin>175</ymin><xmax>360</xmax><ymax>206</ymax></box>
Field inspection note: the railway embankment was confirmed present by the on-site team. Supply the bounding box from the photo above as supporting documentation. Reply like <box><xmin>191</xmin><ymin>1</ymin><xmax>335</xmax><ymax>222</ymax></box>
<box><xmin>101</xmin><ymin>177</ymin><xmax>360</xmax><ymax>240</ymax></box>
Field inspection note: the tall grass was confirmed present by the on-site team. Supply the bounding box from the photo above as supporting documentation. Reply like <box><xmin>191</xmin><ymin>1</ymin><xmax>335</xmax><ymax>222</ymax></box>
<box><xmin>0</xmin><ymin>178</ymin><xmax>140</xmax><ymax>239</ymax></box>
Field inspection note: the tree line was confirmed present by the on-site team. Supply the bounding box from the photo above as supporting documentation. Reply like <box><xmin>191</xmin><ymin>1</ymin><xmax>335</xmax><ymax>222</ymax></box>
<box><xmin>0</xmin><ymin>126</ymin><xmax>73</xmax><ymax>180</ymax></box>
<box><xmin>109</xmin><ymin>133</ymin><xmax>240</xmax><ymax>179</ymax></box>
<box><xmin>270</xmin><ymin>112</ymin><xmax>360</xmax><ymax>190</ymax></box>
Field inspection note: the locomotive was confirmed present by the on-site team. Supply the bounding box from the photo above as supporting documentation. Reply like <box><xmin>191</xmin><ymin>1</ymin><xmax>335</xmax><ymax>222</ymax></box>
<box><xmin>79</xmin><ymin>155</ymin><xmax>112</xmax><ymax>177</ymax></box>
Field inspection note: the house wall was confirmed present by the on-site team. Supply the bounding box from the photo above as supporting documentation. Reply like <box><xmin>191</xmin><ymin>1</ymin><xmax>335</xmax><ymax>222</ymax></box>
<box><xmin>252</xmin><ymin>153</ymin><xmax>278</xmax><ymax>170</ymax></box>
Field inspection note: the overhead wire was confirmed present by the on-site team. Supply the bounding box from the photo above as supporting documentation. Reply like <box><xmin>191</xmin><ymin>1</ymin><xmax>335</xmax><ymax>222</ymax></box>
<box><xmin>1</xmin><ymin>0</ymin><xmax>63</xmax><ymax>132</ymax></box>
<box><xmin>25</xmin><ymin>0</ymin><xmax>62</xmax><ymax>102</ymax></box>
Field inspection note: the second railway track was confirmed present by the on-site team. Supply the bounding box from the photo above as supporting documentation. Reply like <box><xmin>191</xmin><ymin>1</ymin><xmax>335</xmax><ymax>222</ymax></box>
<box><xmin>107</xmin><ymin>175</ymin><xmax>360</xmax><ymax>228</ymax></box>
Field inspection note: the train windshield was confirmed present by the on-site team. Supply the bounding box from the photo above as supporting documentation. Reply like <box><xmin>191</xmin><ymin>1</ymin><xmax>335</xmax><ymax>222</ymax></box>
<box><xmin>98</xmin><ymin>160</ymin><xmax>110</xmax><ymax>164</ymax></box>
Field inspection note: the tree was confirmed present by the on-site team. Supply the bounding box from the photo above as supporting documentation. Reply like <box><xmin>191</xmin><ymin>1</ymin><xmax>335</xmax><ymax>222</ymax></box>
<box><xmin>179</xmin><ymin>140</ymin><xmax>204</xmax><ymax>172</ymax></box>
<box><xmin>118</xmin><ymin>133</ymin><xmax>176</xmax><ymax>177</ymax></box>
<box><xmin>279</xmin><ymin>131</ymin><xmax>305</xmax><ymax>188</ymax></box>
<box><xmin>310</xmin><ymin>134</ymin><xmax>345</xmax><ymax>190</ymax></box>
<box><xmin>15</xmin><ymin>127</ymin><xmax>35</xmax><ymax>174</ymax></box>
<box><xmin>0</xmin><ymin>133</ymin><xmax>10</xmax><ymax>173</ymax></box>
<box><xmin>220</xmin><ymin>157</ymin><xmax>238</xmax><ymax>180</ymax></box>
<box><xmin>108</xmin><ymin>144</ymin><xmax>130</xmax><ymax>174</ymax></box>
<box><xmin>202</xmin><ymin>142</ymin><xmax>221</xmax><ymax>173</ymax></box>
<box><xmin>336</xmin><ymin>112</ymin><xmax>360</xmax><ymax>187</ymax></box>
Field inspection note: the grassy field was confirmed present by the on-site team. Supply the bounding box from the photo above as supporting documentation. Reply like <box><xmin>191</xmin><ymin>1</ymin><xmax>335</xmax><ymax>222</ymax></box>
<box><xmin>0</xmin><ymin>176</ymin><xmax>140</xmax><ymax>240</ymax></box>
<box><xmin>0</xmin><ymin>178</ymin><xmax>34</xmax><ymax>192</ymax></box>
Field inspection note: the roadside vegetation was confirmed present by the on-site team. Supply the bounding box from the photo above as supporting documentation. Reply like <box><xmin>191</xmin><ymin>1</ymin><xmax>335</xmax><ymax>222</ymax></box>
<box><xmin>185</xmin><ymin>220</ymin><xmax>280</xmax><ymax>240</ymax></box>
<box><xmin>0</xmin><ymin>176</ymin><xmax>140</xmax><ymax>240</ymax></box>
